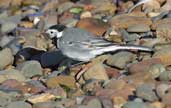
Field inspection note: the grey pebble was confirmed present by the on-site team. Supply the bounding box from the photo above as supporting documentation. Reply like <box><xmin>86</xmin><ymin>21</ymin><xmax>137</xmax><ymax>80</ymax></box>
<box><xmin>106</xmin><ymin>51</ymin><xmax>136</xmax><ymax>69</ymax></box>
<box><xmin>6</xmin><ymin>101</ymin><xmax>32</xmax><ymax>108</ymax></box>
<box><xmin>0</xmin><ymin>69</ymin><xmax>26</xmax><ymax>83</ymax></box>
<box><xmin>0</xmin><ymin>48</ymin><xmax>14</xmax><ymax>70</ymax></box>
<box><xmin>159</xmin><ymin>71</ymin><xmax>171</xmax><ymax>81</ymax></box>
<box><xmin>123</xmin><ymin>101</ymin><xmax>152</xmax><ymax>108</ymax></box>
<box><xmin>127</xmin><ymin>24</ymin><xmax>150</xmax><ymax>33</ymax></box>
<box><xmin>136</xmin><ymin>84</ymin><xmax>158</xmax><ymax>102</ymax></box>
<box><xmin>147</xmin><ymin>64</ymin><xmax>165</xmax><ymax>79</ymax></box>
<box><xmin>16</xmin><ymin>60</ymin><xmax>43</xmax><ymax>78</ymax></box>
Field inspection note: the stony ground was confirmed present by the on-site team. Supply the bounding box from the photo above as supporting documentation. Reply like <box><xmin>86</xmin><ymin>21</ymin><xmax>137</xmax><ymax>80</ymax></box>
<box><xmin>0</xmin><ymin>0</ymin><xmax>171</xmax><ymax>108</ymax></box>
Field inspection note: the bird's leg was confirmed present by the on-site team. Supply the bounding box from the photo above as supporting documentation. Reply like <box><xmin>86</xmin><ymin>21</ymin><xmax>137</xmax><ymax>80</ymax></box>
<box><xmin>75</xmin><ymin>62</ymin><xmax>93</xmax><ymax>82</ymax></box>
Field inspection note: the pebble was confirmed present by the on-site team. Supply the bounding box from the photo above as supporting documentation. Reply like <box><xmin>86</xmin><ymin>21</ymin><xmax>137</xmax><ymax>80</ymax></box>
<box><xmin>76</xmin><ymin>18</ymin><xmax>110</xmax><ymax>36</ymax></box>
<box><xmin>0</xmin><ymin>69</ymin><xmax>25</xmax><ymax>83</ymax></box>
<box><xmin>136</xmin><ymin>84</ymin><xmax>158</xmax><ymax>102</ymax></box>
<box><xmin>162</xmin><ymin>93</ymin><xmax>171</xmax><ymax>105</ymax></box>
<box><xmin>84</xmin><ymin>63</ymin><xmax>109</xmax><ymax>81</ymax></box>
<box><xmin>80</xmin><ymin>11</ymin><xmax>92</xmax><ymax>19</ymax></box>
<box><xmin>156</xmin><ymin>83</ymin><xmax>171</xmax><ymax>98</ymax></box>
<box><xmin>79</xmin><ymin>98</ymin><xmax>102</xmax><ymax>108</ymax></box>
<box><xmin>87</xmin><ymin>98</ymin><xmax>102</xmax><ymax>108</ymax></box>
<box><xmin>46</xmin><ymin>75</ymin><xmax>76</xmax><ymax>88</ymax></box>
<box><xmin>147</xmin><ymin>64</ymin><xmax>165</xmax><ymax>79</ymax></box>
<box><xmin>33</xmin><ymin>101</ymin><xmax>56</xmax><ymax>108</ymax></box>
<box><xmin>6</xmin><ymin>101</ymin><xmax>32</xmax><ymax>108</ymax></box>
<box><xmin>27</xmin><ymin>93</ymin><xmax>56</xmax><ymax>104</ymax></box>
<box><xmin>58</xmin><ymin>2</ymin><xmax>74</xmax><ymax>14</ymax></box>
<box><xmin>159</xmin><ymin>71</ymin><xmax>171</xmax><ymax>81</ymax></box>
<box><xmin>91</xmin><ymin>0</ymin><xmax>116</xmax><ymax>15</ymax></box>
<box><xmin>1</xmin><ymin>22</ymin><xmax>17</xmax><ymax>33</ymax></box>
<box><xmin>128</xmin><ymin>58</ymin><xmax>162</xmax><ymax>74</ymax></box>
<box><xmin>16</xmin><ymin>60</ymin><xmax>43</xmax><ymax>78</ymax></box>
<box><xmin>101</xmin><ymin>98</ymin><xmax>113</xmax><ymax>108</ymax></box>
<box><xmin>127</xmin><ymin>24</ymin><xmax>150</xmax><ymax>33</ymax></box>
<box><xmin>0</xmin><ymin>48</ymin><xmax>14</xmax><ymax>70</ymax></box>
<box><xmin>110</xmin><ymin>14</ymin><xmax>152</xmax><ymax>29</ymax></box>
<box><xmin>0</xmin><ymin>36</ymin><xmax>14</xmax><ymax>47</ymax></box>
<box><xmin>156</xmin><ymin>24</ymin><xmax>171</xmax><ymax>41</ymax></box>
<box><xmin>104</xmin><ymin>79</ymin><xmax>126</xmax><ymax>90</ymax></box>
<box><xmin>106</xmin><ymin>51</ymin><xmax>136</xmax><ymax>69</ymax></box>
<box><xmin>0</xmin><ymin>96</ymin><xmax>11</xmax><ymax>107</ymax></box>
<box><xmin>153</xmin><ymin>46</ymin><xmax>171</xmax><ymax>66</ymax></box>
<box><xmin>0</xmin><ymin>0</ymin><xmax>171</xmax><ymax>107</ymax></box>
<box><xmin>123</xmin><ymin>101</ymin><xmax>152</xmax><ymax>108</ymax></box>
<box><xmin>120</xmin><ymin>29</ymin><xmax>138</xmax><ymax>42</ymax></box>
<box><xmin>152</xmin><ymin>18</ymin><xmax>171</xmax><ymax>30</ymax></box>
<box><xmin>160</xmin><ymin>0</ymin><xmax>171</xmax><ymax>12</ymax></box>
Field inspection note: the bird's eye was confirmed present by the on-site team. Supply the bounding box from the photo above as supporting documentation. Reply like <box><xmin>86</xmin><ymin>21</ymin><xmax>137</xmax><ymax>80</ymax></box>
<box><xmin>50</xmin><ymin>31</ymin><xmax>53</xmax><ymax>34</ymax></box>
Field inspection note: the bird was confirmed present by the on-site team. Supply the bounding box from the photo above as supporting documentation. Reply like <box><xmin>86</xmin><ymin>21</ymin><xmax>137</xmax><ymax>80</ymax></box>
<box><xmin>45</xmin><ymin>24</ymin><xmax>154</xmax><ymax>62</ymax></box>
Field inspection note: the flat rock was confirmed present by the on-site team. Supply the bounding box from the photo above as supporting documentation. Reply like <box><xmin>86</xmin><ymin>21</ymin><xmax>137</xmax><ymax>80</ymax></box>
<box><xmin>128</xmin><ymin>58</ymin><xmax>162</xmax><ymax>74</ymax></box>
<box><xmin>0</xmin><ymin>69</ymin><xmax>26</xmax><ymax>83</ymax></box>
<box><xmin>136</xmin><ymin>84</ymin><xmax>158</xmax><ymax>102</ymax></box>
<box><xmin>84</xmin><ymin>63</ymin><xmax>109</xmax><ymax>81</ymax></box>
<box><xmin>153</xmin><ymin>46</ymin><xmax>171</xmax><ymax>66</ymax></box>
<box><xmin>1</xmin><ymin>22</ymin><xmax>17</xmax><ymax>33</ymax></box>
<box><xmin>123</xmin><ymin>101</ymin><xmax>152</xmax><ymax>108</ymax></box>
<box><xmin>33</xmin><ymin>101</ymin><xmax>56</xmax><ymax>108</ymax></box>
<box><xmin>152</xmin><ymin>18</ymin><xmax>171</xmax><ymax>30</ymax></box>
<box><xmin>46</xmin><ymin>75</ymin><xmax>76</xmax><ymax>88</ymax></box>
<box><xmin>76</xmin><ymin>18</ymin><xmax>110</xmax><ymax>36</ymax></box>
<box><xmin>106</xmin><ymin>51</ymin><xmax>136</xmax><ymax>69</ymax></box>
<box><xmin>6</xmin><ymin>101</ymin><xmax>32</xmax><ymax>108</ymax></box>
<box><xmin>147</xmin><ymin>64</ymin><xmax>165</xmax><ymax>79</ymax></box>
<box><xmin>91</xmin><ymin>0</ymin><xmax>116</xmax><ymax>15</ymax></box>
<box><xmin>156</xmin><ymin>24</ymin><xmax>171</xmax><ymax>41</ymax></box>
<box><xmin>110</xmin><ymin>14</ymin><xmax>152</xmax><ymax>29</ymax></box>
<box><xmin>16</xmin><ymin>60</ymin><xmax>42</xmax><ymax>78</ymax></box>
<box><xmin>0</xmin><ymin>48</ymin><xmax>14</xmax><ymax>70</ymax></box>
<box><xmin>127</xmin><ymin>24</ymin><xmax>150</xmax><ymax>33</ymax></box>
<box><xmin>162</xmin><ymin>93</ymin><xmax>171</xmax><ymax>105</ymax></box>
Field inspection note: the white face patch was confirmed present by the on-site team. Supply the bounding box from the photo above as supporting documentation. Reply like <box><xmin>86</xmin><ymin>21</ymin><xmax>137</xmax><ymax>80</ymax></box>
<box><xmin>46</xmin><ymin>29</ymin><xmax>63</xmax><ymax>38</ymax></box>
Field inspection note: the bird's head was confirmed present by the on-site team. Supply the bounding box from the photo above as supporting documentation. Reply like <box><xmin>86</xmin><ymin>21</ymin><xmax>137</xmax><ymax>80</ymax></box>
<box><xmin>45</xmin><ymin>24</ymin><xmax>67</xmax><ymax>39</ymax></box>
<box><xmin>45</xmin><ymin>24</ymin><xmax>67</xmax><ymax>47</ymax></box>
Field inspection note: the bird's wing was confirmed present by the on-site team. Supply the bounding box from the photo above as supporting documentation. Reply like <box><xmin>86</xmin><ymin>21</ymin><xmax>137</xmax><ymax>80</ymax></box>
<box><xmin>70</xmin><ymin>36</ymin><xmax>116</xmax><ymax>49</ymax></box>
